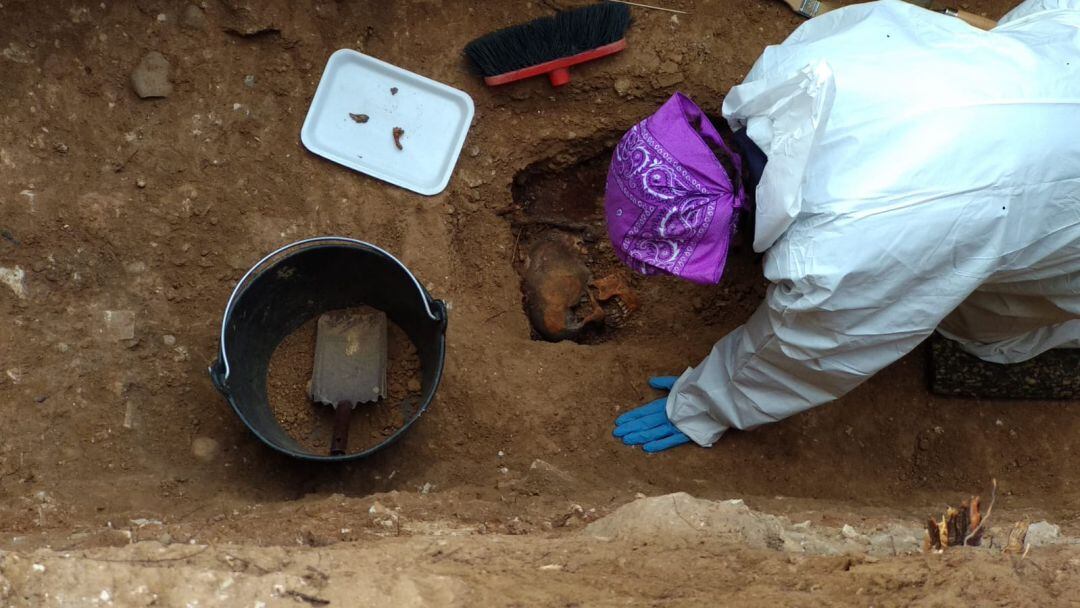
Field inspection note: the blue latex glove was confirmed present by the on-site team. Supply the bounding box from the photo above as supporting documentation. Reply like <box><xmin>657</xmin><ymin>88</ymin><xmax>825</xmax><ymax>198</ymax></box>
<box><xmin>613</xmin><ymin>377</ymin><xmax>692</xmax><ymax>453</ymax></box>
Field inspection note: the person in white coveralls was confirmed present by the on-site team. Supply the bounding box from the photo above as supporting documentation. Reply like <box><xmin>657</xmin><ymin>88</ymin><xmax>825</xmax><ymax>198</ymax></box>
<box><xmin>610</xmin><ymin>0</ymin><xmax>1080</xmax><ymax>452</ymax></box>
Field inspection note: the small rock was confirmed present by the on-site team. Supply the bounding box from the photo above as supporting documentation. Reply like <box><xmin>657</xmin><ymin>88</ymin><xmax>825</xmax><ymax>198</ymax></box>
<box><xmin>468</xmin><ymin>145</ymin><xmax>480</xmax><ymax>157</ymax></box>
<box><xmin>841</xmin><ymin>524</ymin><xmax>864</xmax><ymax>540</ymax></box>
<box><xmin>0</xmin><ymin>265</ymin><xmax>26</xmax><ymax>299</ymax></box>
<box><xmin>181</xmin><ymin>4</ymin><xmax>208</xmax><ymax>31</ymax></box>
<box><xmin>614</xmin><ymin>78</ymin><xmax>631</xmax><ymax>96</ymax></box>
<box><xmin>406</xmin><ymin>378</ymin><xmax>422</xmax><ymax>392</ymax></box>
<box><xmin>136</xmin><ymin>178</ymin><xmax>147</xmax><ymax>188</ymax></box>
<box><xmin>1027</xmin><ymin>521</ymin><xmax>1061</xmax><ymax>546</ymax></box>
<box><xmin>191</xmin><ymin>437</ymin><xmax>219</xmax><ymax>462</ymax></box>
<box><xmin>131</xmin><ymin>51</ymin><xmax>173</xmax><ymax>99</ymax></box>
<box><xmin>419</xmin><ymin>482</ymin><xmax>433</xmax><ymax>495</ymax></box>
<box><xmin>243</xmin><ymin>74</ymin><xmax>256</xmax><ymax>88</ymax></box>
<box><xmin>101</xmin><ymin>310</ymin><xmax>136</xmax><ymax>341</ymax></box>
<box><xmin>162</xmin><ymin>334</ymin><xmax>176</xmax><ymax>346</ymax></box>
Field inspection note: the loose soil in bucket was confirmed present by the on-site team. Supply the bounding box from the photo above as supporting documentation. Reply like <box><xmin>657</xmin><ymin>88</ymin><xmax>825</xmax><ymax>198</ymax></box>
<box><xmin>266</xmin><ymin>310</ymin><xmax>423</xmax><ymax>456</ymax></box>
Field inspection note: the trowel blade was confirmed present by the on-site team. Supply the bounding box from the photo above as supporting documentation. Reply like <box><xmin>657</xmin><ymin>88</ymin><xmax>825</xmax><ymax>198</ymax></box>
<box><xmin>310</xmin><ymin>307</ymin><xmax>388</xmax><ymax>407</ymax></box>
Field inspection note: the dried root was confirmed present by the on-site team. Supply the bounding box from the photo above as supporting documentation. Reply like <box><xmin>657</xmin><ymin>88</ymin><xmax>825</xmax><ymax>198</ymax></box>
<box><xmin>1003</xmin><ymin>519</ymin><xmax>1031</xmax><ymax>555</ymax></box>
<box><xmin>923</xmin><ymin>478</ymin><xmax>996</xmax><ymax>552</ymax></box>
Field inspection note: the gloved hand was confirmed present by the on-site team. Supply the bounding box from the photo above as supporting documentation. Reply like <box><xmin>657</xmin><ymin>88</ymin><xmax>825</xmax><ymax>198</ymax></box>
<box><xmin>613</xmin><ymin>377</ymin><xmax>692</xmax><ymax>453</ymax></box>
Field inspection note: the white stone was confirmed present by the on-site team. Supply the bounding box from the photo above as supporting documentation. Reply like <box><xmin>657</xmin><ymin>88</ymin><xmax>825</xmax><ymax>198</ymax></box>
<box><xmin>0</xmin><ymin>265</ymin><xmax>25</xmax><ymax>298</ymax></box>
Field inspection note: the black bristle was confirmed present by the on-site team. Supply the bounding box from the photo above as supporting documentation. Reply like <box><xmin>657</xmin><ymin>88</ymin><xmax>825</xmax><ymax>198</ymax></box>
<box><xmin>464</xmin><ymin>3</ymin><xmax>631</xmax><ymax>77</ymax></box>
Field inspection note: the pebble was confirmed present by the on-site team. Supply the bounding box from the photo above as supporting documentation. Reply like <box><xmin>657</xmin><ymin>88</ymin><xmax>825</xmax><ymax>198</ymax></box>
<box><xmin>191</xmin><ymin>436</ymin><xmax>219</xmax><ymax>462</ymax></box>
<box><xmin>131</xmin><ymin>51</ymin><xmax>172</xmax><ymax>99</ymax></box>
<box><xmin>181</xmin><ymin>4</ymin><xmax>208</xmax><ymax>31</ymax></box>
<box><xmin>136</xmin><ymin>178</ymin><xmax>146</xmax><ymax>188</ymax></box>
<box><xmin>101</xmin><ymin>310</ymin><xmax>136</xmax><ymax>341</ymax></box>
<box><xmin>157</xmin><ymin>532</ymin><xmax>173</xmax><ymax>545</ymax></box>
<box><xmin>613</xmin><ymin>78</ymin><xmax>631</xmax><ymax>96</ymax></box>
<box><xmin>0</xmin><ymin>265</ymin><xmax>26</xmax><ymax>299</ymax></box>
<box><xmin>468</xmin><ymin>145</ymin><xmax>480</xmax><ymax>158</ymax></box>
<box><xmin>162</xmin><ymin>334</ymin><xmax>176</xmax><ymax>346</ymax></box>
<box><xmin>243</xmin><ymin>74</ymin><xmax>256</xmax><ymax>88</ymax></box>
<box><xmin>841</xmin><ymin>524</ymin><xmax>864</xmax><ymax>540</ymax></box>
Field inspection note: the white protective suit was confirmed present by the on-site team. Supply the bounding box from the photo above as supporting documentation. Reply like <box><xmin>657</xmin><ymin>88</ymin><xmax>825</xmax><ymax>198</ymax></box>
<box><xmin>667</xmin><ymin>0</ymin><xmax>1080</xmax><ymax>446</ymax></box>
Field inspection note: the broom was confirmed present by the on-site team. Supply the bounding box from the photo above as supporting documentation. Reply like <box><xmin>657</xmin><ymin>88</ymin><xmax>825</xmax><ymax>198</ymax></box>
<box><xmin>464</xmin><ymin>3</ymin><xmax>632</xmax><ymax>88</ymax></box>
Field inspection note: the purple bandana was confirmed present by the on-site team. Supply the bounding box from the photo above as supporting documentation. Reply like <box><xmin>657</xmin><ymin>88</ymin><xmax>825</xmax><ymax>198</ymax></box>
<box><xmin>604</xmin><ymin>92</ymin><xmax>745</xmax><ymax>285</ymax></box>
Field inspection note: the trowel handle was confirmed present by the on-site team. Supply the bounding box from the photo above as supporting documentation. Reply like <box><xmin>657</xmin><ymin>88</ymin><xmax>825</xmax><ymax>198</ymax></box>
<box><xmin>330</xmin><ymin>401</ymin><xmax>353</xmax><ymax>456</ymax></box>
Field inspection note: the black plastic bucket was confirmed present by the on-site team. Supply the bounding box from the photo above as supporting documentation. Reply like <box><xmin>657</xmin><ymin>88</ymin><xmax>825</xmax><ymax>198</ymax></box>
<box><xmin>208</xmin><ymin>237</ymin><xmax>448</xmax><ymax>461</ymax></box>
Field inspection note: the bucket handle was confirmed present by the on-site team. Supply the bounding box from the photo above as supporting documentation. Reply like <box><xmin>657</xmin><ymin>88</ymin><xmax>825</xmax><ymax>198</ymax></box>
<box><xmin>212</xmin><ymin>236</ymin><xmax>445</xmax><ymax>384</ymax></box>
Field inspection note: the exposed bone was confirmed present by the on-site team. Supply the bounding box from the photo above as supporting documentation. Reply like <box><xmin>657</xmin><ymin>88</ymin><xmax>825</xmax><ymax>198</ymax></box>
<box><xmin>522</xmin><ymin>235</ymin><xmax>604</xmax><ymax>341</ymax></box>
<box><xmin>590</xmin><ymin>273</ymin><xmax>640</xmax><ymax>329</ymax></box>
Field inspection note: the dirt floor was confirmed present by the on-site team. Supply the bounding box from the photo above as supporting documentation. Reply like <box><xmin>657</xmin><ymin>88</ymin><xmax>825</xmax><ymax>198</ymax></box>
<box><xmin>1</xmin><ymin>0</ymin><xmax>1078</xmax><ymax>605</ymax></box>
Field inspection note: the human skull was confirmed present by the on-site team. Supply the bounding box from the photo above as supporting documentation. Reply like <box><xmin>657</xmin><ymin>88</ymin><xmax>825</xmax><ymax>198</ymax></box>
<box><xmin>522</xmin><ymin>235</ymin><xmax>604</xmax><ymax>342</ymax></box>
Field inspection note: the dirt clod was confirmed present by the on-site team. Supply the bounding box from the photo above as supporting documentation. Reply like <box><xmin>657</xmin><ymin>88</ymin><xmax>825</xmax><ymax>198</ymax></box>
<box><xmin>349</xmin><ymin>113</ymin><xmax>369</xmax><ymax>123</ymax></box>
<box><xmin>191</xmin><ymin>437</ymin><xmax>219</xmax><ymax>463</ymax></box>
<box><xmin>392</xmin><ymin>127</ymin><xmax>405</xmax><ymax>150</ymax></box>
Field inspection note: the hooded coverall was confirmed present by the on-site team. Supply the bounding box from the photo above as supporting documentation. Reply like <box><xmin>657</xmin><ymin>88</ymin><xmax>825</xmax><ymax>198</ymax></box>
<box><xmin>668</xmin><ymin>0</ymin><xmax>1080</xmax><ymax>446</ymax></box>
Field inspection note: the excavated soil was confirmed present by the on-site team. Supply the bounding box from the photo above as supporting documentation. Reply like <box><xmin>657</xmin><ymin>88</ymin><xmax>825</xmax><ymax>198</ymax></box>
<box><xmin>0</xmin><ymin>0</ymin><xmax>1076</xmax><ymax>605</ymax></box>
<box><xmin>267</xmin><ymin>315</ymin><xmax>421</xmax><ymax>456</ymax></box>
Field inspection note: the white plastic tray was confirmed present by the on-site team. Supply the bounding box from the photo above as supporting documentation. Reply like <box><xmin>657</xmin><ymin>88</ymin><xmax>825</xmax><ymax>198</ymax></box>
<box><xmin>301</xmin><ymin>50</ymin><xmax>475</xmax><ymax>196</ymax></box>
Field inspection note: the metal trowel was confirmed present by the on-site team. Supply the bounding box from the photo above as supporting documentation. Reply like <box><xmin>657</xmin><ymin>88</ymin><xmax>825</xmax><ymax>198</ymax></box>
<box><xmin>310</xmin><ymin>307</ymin><xmax>388</xmax><ymax>456</ymax></box>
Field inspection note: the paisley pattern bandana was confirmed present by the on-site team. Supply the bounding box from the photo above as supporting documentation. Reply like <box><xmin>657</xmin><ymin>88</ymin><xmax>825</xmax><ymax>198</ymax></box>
<box><xmin>604</xmin><ymin>93</ymin><xmax>745</xmax><ymax>285</ymax></box>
